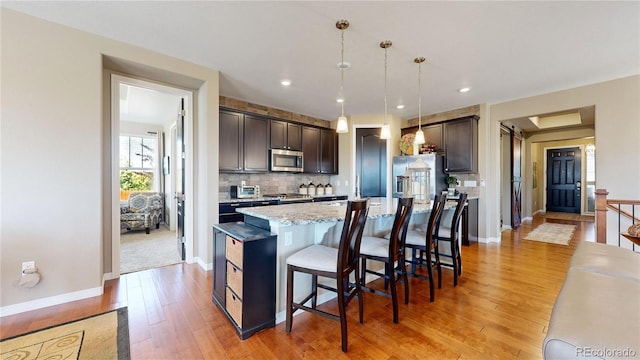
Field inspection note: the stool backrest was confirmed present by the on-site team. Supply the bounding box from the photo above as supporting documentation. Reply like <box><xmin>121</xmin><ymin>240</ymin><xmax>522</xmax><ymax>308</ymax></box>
<box><xmin>338</xmin><ymin>199</ymin><xmax>370</xmax><ymax>275</ymax></box>
<box><xmin>450</xmin><ymin>193</ymin><xmax>468</xmax><ymax>235</ymax></box>
<box><xmin>388</xmin><ymin>197</ymin><xmax>414</xmax><ymax>262</ymax></box>
<box><xmin>427</xmin><ymin>194</ymin><xmax>447</xmax><ymax>248</ymax></box>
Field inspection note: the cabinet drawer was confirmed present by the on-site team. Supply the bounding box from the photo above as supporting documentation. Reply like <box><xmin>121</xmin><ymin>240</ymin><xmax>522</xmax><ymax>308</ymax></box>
<box><xmin>225</xmin><ymin>235</ymin><xmax>243</xmax><ymax>267</ymax></box>
<box><xmin>226</xmin><ymin>287</ymin><xmax>243</xmax><ymax>327</ymax></box>
<box><xmin>226</xmin><ymin>261</ymin><xmax>243</xmax><ymax>296</ymax></box>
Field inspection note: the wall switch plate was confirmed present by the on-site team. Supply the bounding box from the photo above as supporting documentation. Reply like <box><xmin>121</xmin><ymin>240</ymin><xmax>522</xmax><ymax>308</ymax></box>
<box><xmin>22</xmin><ymin>261</ymin><xmax>35</xmax><ymax>272</ymax></box>
<box><xmin>284</xmin><ymin>232</ymin><xmax>292</xmax><ymax>246</ymax></box>
<box><xmin>464</xmin><ymin>180</ymin><xmax>477</xmax><ymax>187</ymax></box>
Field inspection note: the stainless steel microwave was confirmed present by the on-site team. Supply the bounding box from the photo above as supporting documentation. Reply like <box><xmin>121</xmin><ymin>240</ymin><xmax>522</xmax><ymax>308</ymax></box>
<box><xmin>270</xmin><ymin>149</ymin><xmax>303</xmax><ymax>172</ymax></box>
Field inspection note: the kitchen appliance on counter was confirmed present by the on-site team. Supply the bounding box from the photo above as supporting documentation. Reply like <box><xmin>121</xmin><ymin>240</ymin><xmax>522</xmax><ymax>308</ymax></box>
<box><xmin>230</xmin><ymin>184</ymin><xmax>260</xmax><ymax>199</ymax></box>
<box><xmin>270</xmin><ymin>149</ymin><xmax>304</xmax><ymax>172</ymax></box>
<box><xmin>262</xmin><ymin>193</ymin><xmax>313</xmax><ymax>203</ymax></box>
<box><xmin>392</xmin><ymin>153</ymin><xmax>446</xmax><ymax>200</ymax></box>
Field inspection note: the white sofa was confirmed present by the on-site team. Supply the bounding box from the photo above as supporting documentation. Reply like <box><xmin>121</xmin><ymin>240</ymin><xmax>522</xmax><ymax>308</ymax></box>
<box><xmin>543</xmin><ymin>241</ymin><xmax>639</xmax><ymax>359</ymax></box>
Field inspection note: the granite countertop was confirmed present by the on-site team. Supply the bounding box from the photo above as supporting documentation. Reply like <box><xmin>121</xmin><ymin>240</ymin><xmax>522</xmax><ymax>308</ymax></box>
<box><xmin>219</xmin><ymin>194</ymin><xmax>348</xmax><ymax>204</ymax></box>
<box><xmin>236</xmin><ymin>198</ymin><xmax>452</xmax><ymax>226</ymax></box>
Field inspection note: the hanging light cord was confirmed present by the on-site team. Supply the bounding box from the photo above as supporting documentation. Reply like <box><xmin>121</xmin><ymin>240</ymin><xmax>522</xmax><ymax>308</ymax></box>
<box><xmin>418</xmin><ymin>60</ymin><xmax>422</xmax><ymax>130</ymax></box>
<box><xmin>340</xmin><ymin>27</ymin><xmax>345</xmax><ymax>116</ymax></box>
<box><xmin>384</xmin><ymin>45</ymin><xmax>388</xmax><ymax>123</ymax></box>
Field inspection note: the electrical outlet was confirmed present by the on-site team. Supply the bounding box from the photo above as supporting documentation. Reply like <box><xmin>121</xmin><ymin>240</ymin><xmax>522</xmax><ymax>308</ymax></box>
<box><xmin>284</xmin><ymin>232</ymin><xmax>292</xmax><ymax>246</ymax></box>
<box><xmin>22</xmin><ymin>261</ymin><xmax>35</xmax><ymax>272</ymax></box>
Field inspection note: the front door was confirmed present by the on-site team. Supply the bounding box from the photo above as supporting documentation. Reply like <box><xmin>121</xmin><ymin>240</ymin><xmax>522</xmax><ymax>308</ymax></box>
<box><xmin>356</xmin><ymin>128</ymin><xmax>386</xmax><ymax>197</ymax></box>
<box><xmin>176</xmin><ymin>98</ymin><xmax>186</xmax><ymax>260</ymax></box>
<box><xmin>546</xmin><ymin>147</ymin><xmax>581</xmax><ymax>214</ymax></box>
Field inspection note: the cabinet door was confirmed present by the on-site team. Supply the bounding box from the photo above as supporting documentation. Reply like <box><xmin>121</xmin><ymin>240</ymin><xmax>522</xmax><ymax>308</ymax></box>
<box><xmin>424</xmin><ymin>124</ymin><xmax>443</xmax><ymax>151</ymax></box>
<box><xmin>243</xmin><ymin>115</ymin><xmax>269</xmax><ymax>172</ymax></box>
<box><xmin>269</xmin><ymin>120</ymin><xmax>287</xmax><ymax>150</ymax></box>
<box><xmin>286</xmin><ymin>123</ymin><xmax>302</xmax><ymax>151</ymax></box>
<box><xmin>212</xmin><ymin>229</ymin><xmax>227</xmax><ymax>305</ymax></box>
<box><xmin>302</xmin><ymin>126</ymin><xmax>320</xmax><ymax>173</ymax></box>
<box><xmin>320</xmin><ymin>129</ymin><xmax>337</xmax><ymax>174</ymax></box>
<box><xmin>444</xmin><ymin>118</ymin><xmax>476</xmax><ymax>173</ymax></box>
<box><xmin>219</xmin><ymin>110</ymin><xmax>243</xmax><ymax>171</ymax></box>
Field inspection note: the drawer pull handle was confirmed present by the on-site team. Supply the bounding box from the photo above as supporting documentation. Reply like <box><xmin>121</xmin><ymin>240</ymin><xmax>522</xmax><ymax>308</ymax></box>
<box><xmin>232</xmin><ymin>267</ymin><xmax>237</xmax><ymax>273</ymax></box>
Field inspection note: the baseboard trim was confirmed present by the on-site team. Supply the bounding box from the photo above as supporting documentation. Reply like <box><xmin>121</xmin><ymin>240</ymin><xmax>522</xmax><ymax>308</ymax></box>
<box><xmin>478</xmin><ymin>236</ymin><xmax>501</xmax><ymax>243</ymax></box>
<box><xmin>0</xmin><ymin>286</ymin><xmax>104</xmax><ymax>317</ymax></box>
<box><xmin>194</xmin><ymin>257</ymin><xmax>212</xmax><ymax>271</ymax></box>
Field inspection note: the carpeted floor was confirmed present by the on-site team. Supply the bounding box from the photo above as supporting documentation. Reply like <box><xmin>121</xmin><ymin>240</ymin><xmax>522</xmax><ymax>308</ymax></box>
<box><xmin>0</xmin><ymin>307</ymin><xmax>130</xmax><ymax>359</ymax></box>
<box><xmin>120</xmin><ymin>227</ymin><xmax>182</xmax><ymax>274</ymax></box>
<box><xmin>544</xmin><ymin>211</ymin><xmax>595</xmax><ymax>222</ymax></box>
<box><xmin>523</xmin><ymin>223</ymin><xmax>577</xmax><ymax>245</ymax></box>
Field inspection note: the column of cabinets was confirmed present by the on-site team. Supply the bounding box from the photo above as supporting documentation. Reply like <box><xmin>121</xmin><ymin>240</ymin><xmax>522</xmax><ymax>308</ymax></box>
<box><xmin>219</xmin><ymin>109</ymin><xmax>269</xmax><ymax>173</ymax></box>
<box><xmin>302</xmin><ymin>126</ymin><xmax>337</xmax><ymax>174</ymax></box>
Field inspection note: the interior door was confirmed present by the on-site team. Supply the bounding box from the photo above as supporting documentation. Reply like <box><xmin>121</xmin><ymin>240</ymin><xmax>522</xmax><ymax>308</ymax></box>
<box><xmin>176</xmin><ymin>98</ymin><xmax>186</xmax><ymax>260</ymax></box>
<box><xmin>511</xmin><ymin>129</ymin><xmax>522</xmax><ymax>228</ymax></box>
<box><xmin>356</xmin><ymin>128</ymin><xmax>386</xmax><ymax>197</ymax></box>
<box><xmin>546</xmin><ymin>147</ymin><xmax>581</xmax><ymax>214</ymax></box>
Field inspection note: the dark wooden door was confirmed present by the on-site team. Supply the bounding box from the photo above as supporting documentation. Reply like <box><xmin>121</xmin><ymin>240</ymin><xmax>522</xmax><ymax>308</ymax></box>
<box><xmin>511</xmin><ymin>129</ymin><xmax>522</xmax><ymax>228</ymax></box>
<box><xmin>219</xmin><ymin>110</ymin><xmax>243</xmax><ymax>171</ymax></box>
<box><xmin>243</xmin><ymin>115</ymin><xmax>269</xmax><ymax>172</ymax></box>
<box><xmin>356</xmin><ymin>128</ymin><xmax>386</xmax><ymax>197</ymax></box>
<box><xmin>302</xmin><ymin>126</ymin><xmax>320</xmax><ymax>173</ymax></box>
<box><xmin>176</xmin><ymin>98</ymin><xmax>186</xmax><ymax>261</ymax></box>
<box><xmin>269</xmin><ymin>120</ymin><xmax>287</xmax><ymax>149</ymax></box>
<box><xmin>547</xmin><ymin>147</ymin><xmax>581</xmax><ymax>213</ymax></box>
<box><xmin>444</xmin><ymin>117</ymin><xmax>475</xmax><ymax>173</ymax></box>
<box><xmin>287</xmin><ymin>123</ymin><xmax>302</xmax><ymax>151</ymax></box>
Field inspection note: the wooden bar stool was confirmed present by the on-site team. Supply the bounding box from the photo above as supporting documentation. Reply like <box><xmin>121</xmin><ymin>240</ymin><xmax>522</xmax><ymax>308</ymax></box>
<box><xmin>359</xmin><ymin>197</ymin><xmax>413</xmax><ymax>324</ymax></box>
<box><xmin>404</xmin><ymin>194</ymin><xmax>447</xmax><ymax>301</ymax></box>
<box><xmin>437</xmin><ymin>193</ymin><xmax>468</xmax><ymax>286</ymax></box>
<box><xmin>285</xmin><ymin>199</ymin><xmax>370</xmax><ymax>352</ymax></box>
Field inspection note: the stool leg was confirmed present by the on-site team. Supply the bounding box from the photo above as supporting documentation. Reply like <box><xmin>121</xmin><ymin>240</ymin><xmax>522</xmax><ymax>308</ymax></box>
<box><xmin>286</xmin><ymin>265</ymin><xmax>294</xmax><ymax>333</ymax></box>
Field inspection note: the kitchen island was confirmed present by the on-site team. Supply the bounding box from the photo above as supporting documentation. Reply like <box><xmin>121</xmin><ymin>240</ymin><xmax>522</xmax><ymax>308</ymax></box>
<box><xmin>233</xmin><ymin>198</ymin><xmax>449</xmax><ymax>323</ymax></box>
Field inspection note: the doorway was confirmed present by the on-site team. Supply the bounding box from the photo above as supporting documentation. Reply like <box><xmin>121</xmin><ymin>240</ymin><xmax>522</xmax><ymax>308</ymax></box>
<box><xmin>111</xmin><ymin>74</ymin><xmax>193</xmax><ymax>277</ymax></box>
<box><xmin>355</xmin><ymin>128</ymin><xmax>387</xmax><ymax>197</ymax></box>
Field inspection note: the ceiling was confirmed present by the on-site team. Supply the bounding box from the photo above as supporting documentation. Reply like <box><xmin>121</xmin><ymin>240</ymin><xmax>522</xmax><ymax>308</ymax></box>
<box><xmin>4</xmin><ymin>1</ymin><xmax>639</xmax><ymax>127</ymax></box>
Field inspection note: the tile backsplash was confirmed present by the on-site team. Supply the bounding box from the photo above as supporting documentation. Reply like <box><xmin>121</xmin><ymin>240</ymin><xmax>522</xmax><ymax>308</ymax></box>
<box><xmin>219</xmin><ymin>173</ymin><xmax>331</xmax><ymax>200</ymax></box>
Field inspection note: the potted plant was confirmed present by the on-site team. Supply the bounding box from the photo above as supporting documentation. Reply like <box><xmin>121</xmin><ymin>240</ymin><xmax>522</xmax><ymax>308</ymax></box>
<box><xmin>445</xmin><ymin>175</ymin><xmax>458</xmax><ymax>196</ymax></box>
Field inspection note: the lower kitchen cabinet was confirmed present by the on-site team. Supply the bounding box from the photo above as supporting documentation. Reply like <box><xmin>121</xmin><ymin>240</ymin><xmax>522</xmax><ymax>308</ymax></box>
<box><xmin>212</xmin><ymin>222</ymin><xmax>277</xmax><ymax>339</ymax></box>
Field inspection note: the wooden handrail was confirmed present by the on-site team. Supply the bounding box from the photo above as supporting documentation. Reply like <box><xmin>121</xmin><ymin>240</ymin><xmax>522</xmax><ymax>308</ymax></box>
<box><xmin>595</xmin><ymin>188</ymin><xmax>640</xmax><ymax>244</ymax></box>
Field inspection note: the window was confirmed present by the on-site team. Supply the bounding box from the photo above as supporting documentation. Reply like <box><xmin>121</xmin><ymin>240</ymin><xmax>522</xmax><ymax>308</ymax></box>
<box><xmin>120</xmin><ymin>135</ymin><xmax>157</xmax><ymax>200</ymax></box>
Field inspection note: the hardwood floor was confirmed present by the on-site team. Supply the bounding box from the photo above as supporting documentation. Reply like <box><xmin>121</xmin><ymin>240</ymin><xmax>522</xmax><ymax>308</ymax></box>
<box><xmin>1</xmin><ymin>215</ymin><xmax>594</xmax><ymax>359</ymax></box>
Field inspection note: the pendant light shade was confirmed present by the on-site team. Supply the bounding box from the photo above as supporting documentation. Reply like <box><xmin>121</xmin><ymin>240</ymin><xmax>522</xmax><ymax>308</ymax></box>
<box><xmin>380</xmin><ymin>40</ymin><xmax>392</xmax><ymax>140</ymax></box>
<box><xmin>414</xmin><ymin>57</ymin><xmax>426</xmax><ymax>146</ymax></box>
<box><xmin>335</xmin><ymin>20</ymin><xmax>349</xmax><ymax>134</ymax></box>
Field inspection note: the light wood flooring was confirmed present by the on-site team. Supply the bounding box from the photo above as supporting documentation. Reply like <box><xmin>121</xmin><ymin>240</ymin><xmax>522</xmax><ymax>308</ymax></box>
<box><xmin>1</xmin><ymin>215</ymin><xmax>594</xmax><ymax>359</ymax></box>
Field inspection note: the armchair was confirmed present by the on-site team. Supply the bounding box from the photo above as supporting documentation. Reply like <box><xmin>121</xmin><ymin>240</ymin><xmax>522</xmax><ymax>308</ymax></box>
<box><xmin>120</xmin><ymin>192</ymin><xmax>163</xmax><ymax>234</ymax></box>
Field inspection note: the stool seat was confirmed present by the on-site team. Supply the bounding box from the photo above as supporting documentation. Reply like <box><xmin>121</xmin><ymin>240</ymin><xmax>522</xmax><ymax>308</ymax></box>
<box><xmin>286</xmin><ymin>245</ymin><xmax>338</xmax><ymax>273</ymax></box>
<box><xmin>360</xmin><ymin>236</ymin><xmax>390</xmax><ymax>258</ymax></box>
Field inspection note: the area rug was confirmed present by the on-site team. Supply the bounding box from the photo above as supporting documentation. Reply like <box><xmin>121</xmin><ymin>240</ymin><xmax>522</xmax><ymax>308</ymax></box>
<box><xmin>523</xmin><ymin>223</ymin><xmax>577</xmax><ymax>245</ymax></box>
<box><xmin>544</xmin><ymin>212</ymin><xmax>594</xmax><ymax>222</ymax></box>
<box><xmin>0</xmin><ymin>307</ymin><xmax>130</xmax><ymax>360</ymax></box>
<box><xmin>120</xmin><ymin>228</ymin><xmax>182</xmax><ymax>274</ymax></box>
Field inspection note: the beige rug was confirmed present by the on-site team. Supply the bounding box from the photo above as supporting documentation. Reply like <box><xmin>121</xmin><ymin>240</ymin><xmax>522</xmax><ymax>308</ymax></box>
<box><xmin>1</xmin><ymin>308</ymin><xmax>129</xmax><ymax>359</ymax></box>
<box><xmin>120</xmin><ymin>228</ymin><xmax>182</xmax><ymax>274</ymax></box>
<box><xmin>544</xmin><ymin>212</ymin><xmax>594</xmax><ymax>222</ymax></box>
<box><xmin>523</xmin><ymin>223</ymin><xmax>577</xmax><ymax>245</ymax></box>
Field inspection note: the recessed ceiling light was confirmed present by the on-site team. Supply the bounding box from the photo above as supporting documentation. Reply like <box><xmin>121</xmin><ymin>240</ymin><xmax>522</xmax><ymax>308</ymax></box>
<box><xmin>336</xmin><ymin>98</ymin><xmax>345</xmax><ymax>103</ymax></box>
<box><xmin>396</xmin><ymin>105</ymin><xmax>405</xmax><ymax>109</ymax></box>
<box><xmin>459</xmin><ymin>87</ymin><xmax>471</xmax><ymax>93</ymax></box>
<box><xmin>281</xmin><ymin>79</ymin><xmax>291</xmax><ymax>86</ymax></box>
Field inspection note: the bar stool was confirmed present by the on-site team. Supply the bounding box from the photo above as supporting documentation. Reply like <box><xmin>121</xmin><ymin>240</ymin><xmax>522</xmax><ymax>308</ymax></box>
<box><xmin>285</xmin><ymin>199</ymin><xmax>370</xmax><ymax>353</ymax></box>
<box><xmin>359</xmin><ymin>197</ymin><xmax>413</xmax><ymax>324</ymax></box>
<box><xmin>437</xmin><ymin>193</ymin><xmax>468</xmax><ymax>286</ymax></box>
<box><xmin>404</xmin><ymin>194</ymin><xmax>447</xmax><ymax>301</ymax></box>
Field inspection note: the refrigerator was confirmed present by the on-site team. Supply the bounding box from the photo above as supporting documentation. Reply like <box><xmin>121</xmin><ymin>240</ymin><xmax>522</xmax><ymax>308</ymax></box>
<box><xmin>392</xmin><ymin>154</ymin><xmax>447</xmax><ymax>200</ymax></box>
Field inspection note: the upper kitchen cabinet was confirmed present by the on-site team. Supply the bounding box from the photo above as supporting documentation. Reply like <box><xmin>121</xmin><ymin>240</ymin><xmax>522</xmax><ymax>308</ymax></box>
<box><xmin>270</xmin><ymin>120</ymin><xmax>302</xmax><ymax>151</ymax></box>
<box><xmin>424</xmin><ymin>124</ymin><xmax>443</xmax><ymax>151</ymax></box>
<box><xmin>219</xmin><ymin>109</ymin><xmax>269</xmax><ymax>173</ymax></box>
<box><xmin>443</xmin><ymin>116</ymin><xmax>478</xmax><ymax>173</ymax></box>
<box><xmin>301</xmin><ymin>126</ymin><xmax>338</xmax><ymax>174</ymax></box>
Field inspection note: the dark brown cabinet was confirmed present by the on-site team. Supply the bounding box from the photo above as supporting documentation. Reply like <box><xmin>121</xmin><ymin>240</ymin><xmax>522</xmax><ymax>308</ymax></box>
<box><xmin>212</xmin><ymin>223</ymin><xmax>276</xmax><ymax>339</ymax></box>
<box><xmin>424</xmin><ymin>124</ymin><xmax>443</xmax><ymax>151</ymax></box>
<box><xmin>270</xmin><ymin>120</ymin><xmax>302</xmax><ymax>151</ymax></box>
<box><xmin>444</xmin><ymin>116</ymin><xmax>478</xmax><ymax>173</ymax></box>
<box><xmin>219</xmin><ymin>109</ymin><xmax>269</xmax><ymax>173</ymax></box>
<box><xmin>302</xmin><ymin>126</ymin><xmax>338</xmax><ymax>174</ymax></box>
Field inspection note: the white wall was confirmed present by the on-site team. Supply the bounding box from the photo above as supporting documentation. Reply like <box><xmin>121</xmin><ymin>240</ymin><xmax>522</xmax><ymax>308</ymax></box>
<box><xmin>0</xmin><ymin>9</ymin><xmax>219</xmax><ymax>314</ymax></box>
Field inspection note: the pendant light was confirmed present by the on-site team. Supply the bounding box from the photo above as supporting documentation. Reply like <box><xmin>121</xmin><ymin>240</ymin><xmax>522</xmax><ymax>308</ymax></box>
<box><xmin>335</xmin><ymin>20</ymin><xmax>349</xmax><ymax>134</ymax></box>
<box><xmin>379</xmin><ymin>40</ymin><xmax>392</xmax><ymax>140</ymax></box>
<box><xmin>414</xmin><ymin>57</ymin><xmax>426</xmax><ymax>146</ymax></box>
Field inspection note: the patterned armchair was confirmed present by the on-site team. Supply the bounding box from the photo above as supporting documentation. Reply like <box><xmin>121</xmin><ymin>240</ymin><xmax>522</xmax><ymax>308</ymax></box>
<box><xmin>120</xmin><ymin>192</ymin><xmax>163</xmax><ymax>234</ymax></box>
